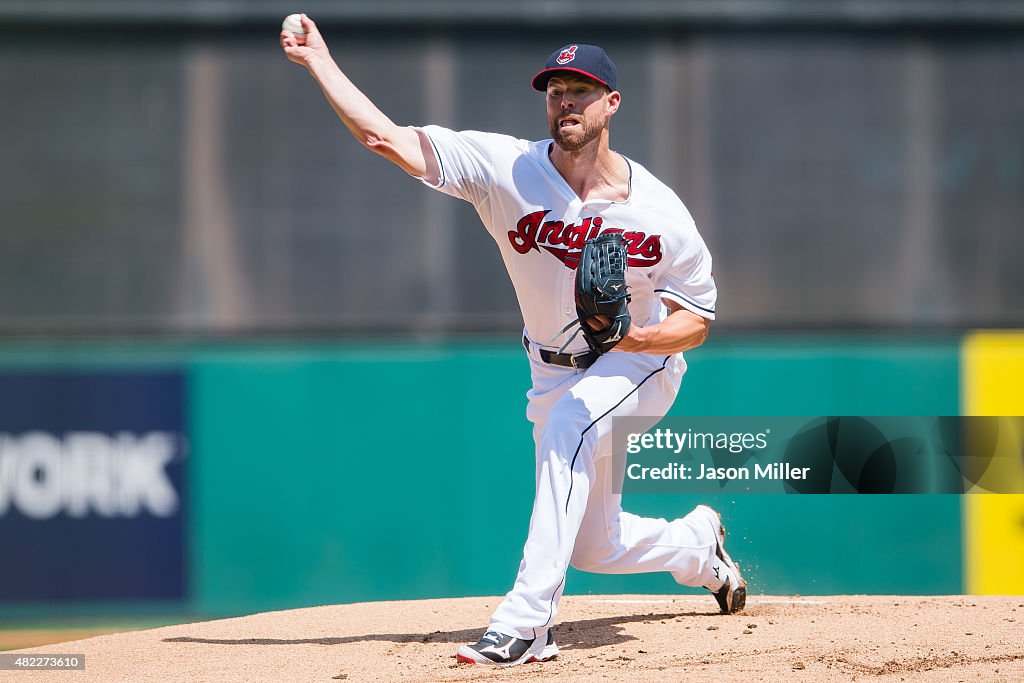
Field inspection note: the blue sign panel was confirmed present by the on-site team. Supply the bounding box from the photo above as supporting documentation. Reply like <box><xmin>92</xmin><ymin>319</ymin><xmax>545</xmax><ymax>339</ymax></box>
<box><xmin>0</xmin><ymin>371</ymin><xmax>187</xmax><ymax>602</ymax></box>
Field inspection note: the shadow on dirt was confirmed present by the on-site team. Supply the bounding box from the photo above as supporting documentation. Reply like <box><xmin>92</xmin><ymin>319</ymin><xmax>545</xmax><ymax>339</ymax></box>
<box><xmin>163</xmin><ymin>609</ymin><xmax>728</xmax><ymax>651</ymax></box>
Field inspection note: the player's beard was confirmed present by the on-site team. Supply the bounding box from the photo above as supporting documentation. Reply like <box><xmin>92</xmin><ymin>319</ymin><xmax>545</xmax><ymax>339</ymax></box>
<box><xmin>550</xmin><ymin>116</ymin><xmax>604</xmax><ymax>152</ymax></box>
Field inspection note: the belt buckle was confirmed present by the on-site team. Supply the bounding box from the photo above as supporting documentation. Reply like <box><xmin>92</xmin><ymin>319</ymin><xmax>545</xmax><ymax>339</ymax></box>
<box><xmin>569</xmin><ymin>354</ymin><xmax>578</xmax><ymax>368</ymax></box>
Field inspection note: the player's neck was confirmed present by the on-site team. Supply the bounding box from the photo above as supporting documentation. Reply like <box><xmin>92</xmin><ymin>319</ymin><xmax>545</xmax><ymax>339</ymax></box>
<box><xmin>549</xmin><ymin>135</ymin><xmax>629</xmax><ymax>203</ymax></box>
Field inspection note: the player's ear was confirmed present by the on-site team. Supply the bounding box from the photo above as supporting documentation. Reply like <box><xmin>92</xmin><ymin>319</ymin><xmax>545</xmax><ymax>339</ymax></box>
<box><xmin>606</xmin><ymin>90</ymin><xmax>621</xmax><ymax>115</ymax></box>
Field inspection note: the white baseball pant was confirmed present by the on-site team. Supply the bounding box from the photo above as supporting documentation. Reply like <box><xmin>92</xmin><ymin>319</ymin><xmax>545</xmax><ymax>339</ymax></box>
<box><xmin>488</xmin><ymin>341</ymin><xmax>724</xmax><ymax>640</ymax></box>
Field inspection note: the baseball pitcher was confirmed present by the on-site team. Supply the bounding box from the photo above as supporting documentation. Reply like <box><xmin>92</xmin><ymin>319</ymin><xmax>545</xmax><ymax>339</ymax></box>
<box><xmin>282</xmin><ymin>17</ymin><xmax>747</xmax><ymax>667</ymax></box>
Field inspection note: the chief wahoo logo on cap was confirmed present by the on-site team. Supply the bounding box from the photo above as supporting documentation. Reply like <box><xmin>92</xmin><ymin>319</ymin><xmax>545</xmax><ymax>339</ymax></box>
<box><xmin>556</xmin><ymin>45</ymin><xmax>577</xmax><ymax>65</ymax></box>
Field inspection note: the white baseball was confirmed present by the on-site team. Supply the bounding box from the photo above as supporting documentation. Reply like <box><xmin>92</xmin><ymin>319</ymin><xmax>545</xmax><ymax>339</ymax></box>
<box><xmin>282</xmin><ymin>14</ymin><xmax>305</xmax><ymax>35</ymax></box>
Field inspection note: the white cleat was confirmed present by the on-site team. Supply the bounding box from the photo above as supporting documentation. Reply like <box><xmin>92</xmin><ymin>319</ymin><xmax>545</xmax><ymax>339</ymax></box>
<box><xmin>694</xmin><ymin>504</ymin><xmax>747</xmax><ymax>614</ymax></box>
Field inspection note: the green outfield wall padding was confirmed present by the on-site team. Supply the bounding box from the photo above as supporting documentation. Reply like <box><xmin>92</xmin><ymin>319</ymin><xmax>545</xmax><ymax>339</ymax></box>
<box><xmin>186</xmin><ymin>338</ymin><xmax>962</xmax><ymax>613</ymax></box>
<box><xmin>0</xmin><ymin>337</ymin><xmax>963</xmax><ymax>614</ymax></box>
<box><xmin>188</xmin><ymin>344</ymin><xmax>540</xmax><ymax>613</ymax></box>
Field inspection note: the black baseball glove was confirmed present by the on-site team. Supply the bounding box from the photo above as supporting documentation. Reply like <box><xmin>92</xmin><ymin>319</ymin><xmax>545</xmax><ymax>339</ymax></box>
<box><xmin>573</xmin><ymin>233</ymin><xmax>632</xmax><ymax>355</ymax></box>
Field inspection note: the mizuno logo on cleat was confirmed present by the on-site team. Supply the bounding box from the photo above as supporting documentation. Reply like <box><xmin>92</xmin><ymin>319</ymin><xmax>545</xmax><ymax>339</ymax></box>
<box><xmin>481</xmin><ymin>641</ymin><xmax>516</xmax><ymax>658</ymax></box>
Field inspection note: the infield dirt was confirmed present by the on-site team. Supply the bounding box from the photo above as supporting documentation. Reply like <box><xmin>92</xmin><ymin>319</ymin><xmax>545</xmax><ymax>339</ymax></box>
<box><xmin>6</xmin><ymin>594</ymin><xmax>1023</xmax><ymax>681</ymax></box>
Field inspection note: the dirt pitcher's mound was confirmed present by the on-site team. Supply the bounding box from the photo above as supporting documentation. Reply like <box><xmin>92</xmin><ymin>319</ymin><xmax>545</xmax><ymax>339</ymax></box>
<box><xmin>6</xmin><ymin>595</ymin><xmax>1024</xmax><ymax>682</ymax></box>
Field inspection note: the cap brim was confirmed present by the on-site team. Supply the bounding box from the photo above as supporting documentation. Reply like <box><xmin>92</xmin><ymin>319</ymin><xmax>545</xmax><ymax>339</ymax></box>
<box><xmin>531</xmin><ymin>67</ymin><xmax>612</xmax><ymax>91</ymax></box>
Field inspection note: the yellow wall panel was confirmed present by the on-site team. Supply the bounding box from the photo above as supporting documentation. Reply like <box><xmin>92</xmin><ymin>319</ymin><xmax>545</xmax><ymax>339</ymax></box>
<box><xmin>962</xmin><ymin>332</ymin><xmax>1024</xmax><ymax>595</ymax></box>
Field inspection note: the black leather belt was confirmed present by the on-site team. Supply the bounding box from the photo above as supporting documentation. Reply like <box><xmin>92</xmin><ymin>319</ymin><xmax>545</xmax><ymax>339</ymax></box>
<box><xmin>523</xmin><ymin>336</ymin><xmax>599</xmax><ymax>370</ymax></box>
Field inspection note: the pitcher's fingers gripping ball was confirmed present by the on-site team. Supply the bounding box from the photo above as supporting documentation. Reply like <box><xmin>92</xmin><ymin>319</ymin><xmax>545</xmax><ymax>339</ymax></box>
<box><xmin>280</xmin><ymin>13</ymin><xmax>305</xmax><ymax>47</ymax></box>
<box><xmin>280</xmin><ymin>14</ymin><xmax>332</xmax><ymax>69</ymax></box>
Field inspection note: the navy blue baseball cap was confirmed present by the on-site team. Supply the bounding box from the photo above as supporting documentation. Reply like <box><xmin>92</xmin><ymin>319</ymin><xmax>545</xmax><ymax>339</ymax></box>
<box><xmin>531</xmin><ymin>44</ymin><xmax>618</xmax><ymax>92</ymax></box>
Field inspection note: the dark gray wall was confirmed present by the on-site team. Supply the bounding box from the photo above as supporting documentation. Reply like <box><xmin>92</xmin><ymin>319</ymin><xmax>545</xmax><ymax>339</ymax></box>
<box><xmin>1</xmin><ymin>14</ymin><xmax>1022</xmax><ymax>335</ymax></box>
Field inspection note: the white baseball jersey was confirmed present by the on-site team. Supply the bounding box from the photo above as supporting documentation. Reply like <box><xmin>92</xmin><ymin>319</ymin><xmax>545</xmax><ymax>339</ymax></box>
<box><xmin>414</xmin><ymin>126</ymin><xmax>717</xmax><ymax>350</ymax></box>
<box><xmin>411</xmin><ymin>124</ymin><xmax>728</xmax><ymax>641</ymax></box>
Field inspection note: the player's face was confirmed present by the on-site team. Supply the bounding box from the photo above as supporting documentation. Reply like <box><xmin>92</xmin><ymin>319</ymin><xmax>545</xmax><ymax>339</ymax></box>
<box><xmin>546</xmin><ymin>76</ymin><xmax>618</xmax><ymax>152</ymax></box>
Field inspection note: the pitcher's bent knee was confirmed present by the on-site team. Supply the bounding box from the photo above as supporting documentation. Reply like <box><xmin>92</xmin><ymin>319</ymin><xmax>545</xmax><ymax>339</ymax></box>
<box><xmin>569</xmin><ymin>535</ymin><xmax>623</xmax><ymax>572</ymax></box>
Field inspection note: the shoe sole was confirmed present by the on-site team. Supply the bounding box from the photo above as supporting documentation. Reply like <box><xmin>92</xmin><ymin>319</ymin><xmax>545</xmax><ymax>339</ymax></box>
<box><xmin>696</xmin><ymin>505</ymin><xmax>747</xmax><ymax>614</ymax></box>
<box><xmin>456</xmin><ymin>638</ymin><xmax>550</xmax><ymax>666</ymax></box>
